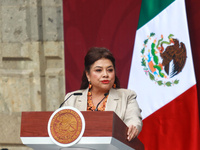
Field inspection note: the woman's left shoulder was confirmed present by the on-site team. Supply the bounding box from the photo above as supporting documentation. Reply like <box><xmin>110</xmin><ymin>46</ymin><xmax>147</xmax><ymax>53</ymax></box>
<box><xmin>112</xmin><ymin>88</ymin><xmax>137</xmax><ymax>95</ymax></box>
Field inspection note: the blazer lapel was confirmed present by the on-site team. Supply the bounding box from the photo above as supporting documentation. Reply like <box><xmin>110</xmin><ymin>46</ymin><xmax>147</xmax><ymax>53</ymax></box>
<box><xmin>106</xmin><ymin>88</ymin><xmax>119</xmax><ymax>111</ymax></box>
<box><xmin>75</xmin><ymin>88</ymin><xmax>88</xmax><ymax>111</ymax></box>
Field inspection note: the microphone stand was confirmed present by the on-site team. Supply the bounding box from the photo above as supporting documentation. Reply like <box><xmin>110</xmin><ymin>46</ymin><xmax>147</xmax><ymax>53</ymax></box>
<box><xmin>95</xmin><ymin>93</ymin><xmax>109</xmax><ymax>111</ymax></box>
<box><xmin>59</xmin><ymin>93</ymin><xmax>82</xmax><ymax>108</ymax></box>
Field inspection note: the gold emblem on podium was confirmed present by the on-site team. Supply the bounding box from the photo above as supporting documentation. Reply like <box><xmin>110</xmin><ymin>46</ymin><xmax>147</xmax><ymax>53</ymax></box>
<box><xmin>48</xmin><ymin>106</ymin><xmax>85</xmax><ymax>147</ymax></box>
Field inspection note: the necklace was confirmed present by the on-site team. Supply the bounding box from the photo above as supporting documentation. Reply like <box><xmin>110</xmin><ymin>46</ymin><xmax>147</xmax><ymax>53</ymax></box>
<box><xmin>87</xmin><ymin>91</ymin><xmax>108</xmax><ymax>111</ymax></box>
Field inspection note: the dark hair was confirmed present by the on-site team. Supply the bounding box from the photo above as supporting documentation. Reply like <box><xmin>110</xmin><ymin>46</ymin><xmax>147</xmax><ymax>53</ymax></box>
<box><xmin>80</xmin><ymin>47</ymin><xmax>120</xmax><ymax>89</ymax></box>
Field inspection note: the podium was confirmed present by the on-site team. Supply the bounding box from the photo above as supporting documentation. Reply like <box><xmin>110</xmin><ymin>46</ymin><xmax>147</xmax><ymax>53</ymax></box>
<box><xmin>20</xmin><ymin>111</ymin><xmax>144</xmax><ymax>150</ymax></box>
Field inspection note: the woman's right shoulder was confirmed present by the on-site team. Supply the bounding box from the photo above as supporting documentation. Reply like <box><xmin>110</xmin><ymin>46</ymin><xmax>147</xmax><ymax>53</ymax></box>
<box><xmin>64</xmin><ymin>88</ymin><xmax>87</xmax><ymax>98</ymax></box>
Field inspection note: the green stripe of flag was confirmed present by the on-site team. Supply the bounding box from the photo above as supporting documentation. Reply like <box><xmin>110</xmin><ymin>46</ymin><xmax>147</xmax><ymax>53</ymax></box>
<box><xmin>137</xmin><ymin>0</ymin><xmax>175</xmax><ymax>29</ymax></box>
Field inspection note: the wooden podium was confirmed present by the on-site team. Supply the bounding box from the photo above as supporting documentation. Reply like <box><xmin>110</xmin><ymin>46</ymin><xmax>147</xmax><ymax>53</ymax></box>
<box><xmin>20</xmin><ymin>111</ymin><xmax>144</xmax><ymax>150</ymax></box>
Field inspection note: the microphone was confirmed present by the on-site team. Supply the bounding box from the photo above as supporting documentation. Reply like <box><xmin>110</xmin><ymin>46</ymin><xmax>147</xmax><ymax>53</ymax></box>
<box><xmin>59</xmin><ymin>92</ymin><xmax>82</xmax><ymax>108</ymax></box>
<box><xmin>95</xmin><ymin>93</ymin><xmax>109</xmax><ymax>111</ymax></box>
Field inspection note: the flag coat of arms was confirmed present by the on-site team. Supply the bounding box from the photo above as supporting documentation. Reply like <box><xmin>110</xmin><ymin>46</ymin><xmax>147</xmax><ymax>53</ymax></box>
<box><xmin>128</xmin><ymin>0</ymin><xmax>199</xmax><ymax>149</ymax></box>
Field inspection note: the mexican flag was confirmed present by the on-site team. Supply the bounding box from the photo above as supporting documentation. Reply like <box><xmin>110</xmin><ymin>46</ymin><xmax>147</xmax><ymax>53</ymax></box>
<box><xmin>128</xmin><ymin>0</ymin><xmax>199</xmax><ymax>149</ymax></box>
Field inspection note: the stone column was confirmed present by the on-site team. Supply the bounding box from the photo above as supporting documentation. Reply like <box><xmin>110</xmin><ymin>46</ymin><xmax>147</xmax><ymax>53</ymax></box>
<box><xmin>0</xmin><ymin>0</ymin><xmax>65</xmax><ymax>149</ymax></box>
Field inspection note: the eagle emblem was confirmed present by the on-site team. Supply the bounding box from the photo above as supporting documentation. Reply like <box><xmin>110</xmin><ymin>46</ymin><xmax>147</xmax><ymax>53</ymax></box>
<box><xmin>141</xmin><ymin>33</ymin><xmax>187</xmax><ymax>87</ymax></box>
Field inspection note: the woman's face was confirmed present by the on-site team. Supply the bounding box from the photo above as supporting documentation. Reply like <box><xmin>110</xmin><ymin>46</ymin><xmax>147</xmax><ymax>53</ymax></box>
<box><xmin>86</xmin><ymin>58</ymin><xmax>115</xmax><ymax>93</ymax></box>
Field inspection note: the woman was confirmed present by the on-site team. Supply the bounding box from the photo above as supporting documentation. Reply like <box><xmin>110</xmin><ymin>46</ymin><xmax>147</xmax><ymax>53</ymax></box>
<box><xmin>63</xmin><ymin>47</ymin><xmax>142</xmax><ymax>141</ymax></box>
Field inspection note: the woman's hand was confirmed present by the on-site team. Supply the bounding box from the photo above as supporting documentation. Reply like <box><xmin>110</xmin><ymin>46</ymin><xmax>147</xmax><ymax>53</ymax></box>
<box><xmin>127</xmin><ymin>125</ymin><xmax>139</xmax><ymax>141</ymax></box>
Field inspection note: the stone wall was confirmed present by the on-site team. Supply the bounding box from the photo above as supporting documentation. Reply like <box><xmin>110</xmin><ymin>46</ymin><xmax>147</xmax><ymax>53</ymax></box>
<box><xmin>0</xmin><ymin>0</ymin><xmax>65</xmax><ymax>149</ymax></box>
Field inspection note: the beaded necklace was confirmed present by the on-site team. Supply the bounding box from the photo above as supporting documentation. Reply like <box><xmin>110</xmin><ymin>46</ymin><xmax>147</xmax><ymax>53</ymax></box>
<box><xmin>87</xmin><ymin>91</ymin><xmax>108</xmax><ymax>111</ymax></box>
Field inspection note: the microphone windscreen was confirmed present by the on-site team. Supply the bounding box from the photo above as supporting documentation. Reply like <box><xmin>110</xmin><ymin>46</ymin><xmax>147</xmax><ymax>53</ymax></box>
<box><xmin>104</xmin><ymin>93</ymin><xmax>109</xmax><ymax>96</ymax></box>
<box><xmin>74</xmin><ymin>93</ymin><xmax>82</xmax><ymax>96</ymax></box>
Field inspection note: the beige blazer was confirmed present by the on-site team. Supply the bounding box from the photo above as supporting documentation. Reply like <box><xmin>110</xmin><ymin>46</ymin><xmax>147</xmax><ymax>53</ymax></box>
<box><xmin>63</xmin><ymin>88</ymin><xmax>143</xmax><ymax>133</ymax></box>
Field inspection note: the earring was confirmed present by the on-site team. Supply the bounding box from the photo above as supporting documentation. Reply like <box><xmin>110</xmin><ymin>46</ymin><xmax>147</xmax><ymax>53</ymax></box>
<box><xmin>89</xmin><ymin>82</ymin><xmax>92</xmax><ymax>89</ymax></box>
<box><xmin>113</xmin><ymin>83</ymin><xmax>116</xmax><ymax>88</ymax></box>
